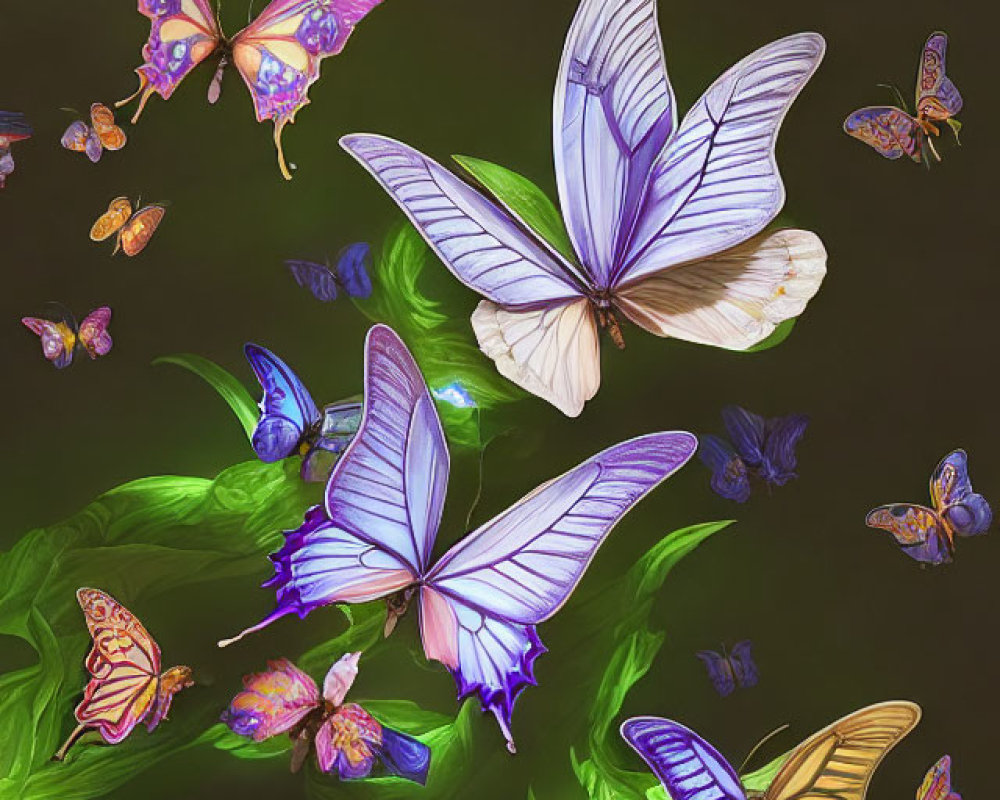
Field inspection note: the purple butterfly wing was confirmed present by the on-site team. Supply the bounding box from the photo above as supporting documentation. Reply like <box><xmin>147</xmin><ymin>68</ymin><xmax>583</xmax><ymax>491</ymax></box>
<box><xmin>621</xmin><ymin>717</ymin><xmax>746</xmax><ymax>800</ymax></box>
<box><xmin>421</xmin><ymin>432</ymin><xmax>698</xmax><ymax>751</ymax></box>
<box><xmin>553</xmin><ymin>0</ymin><xmax>676</xmax><ymax>287</ymax></box>
<box><xmin>335</xmin><ymin>242</ymin><xmax>373</xmax><ymax>298</ymax></box>
<box><xmin>696</xmin><ymin>649</ymin><xmax>736</xmax><ymax>696</ymax></box>
<box><xmin>729</xmin><ymin>640</ymin><xmax>758</xmax><ymax>689</ymax></box>
<box><xmin>78</xmin><ymin>306</ymin><xmax>113</xmax><ymax>358</ymax></box>
<box><xmin>865</xmin><ymin>504</ymin><xmax>951</xmax><ymax>565</ymax></box>
<box><xmin>930</xmin><ymin>450</ymin><xmax>991</xmax><ymax>538</ymax></box>
<box><xmin>340</xmin><ymin>134</ymin><xmax>587</xmax><ymax>306</ymax></box>
<box><xmin>917</xmin><ymin>32</ymin><xmax>963</xmax><ymax>120</ymax></box>
<box><xmin>286</xmin><ymin>259</ymin><xmax>339</xmax><ymax>302</ymax></box>
<box><xmin>761</xmin><ymin>413</ymin><xmax>808</xmax><ymax>486</ymax></box>
<box><xmin>22</xmin><ymin>317</ymin><xmax>73</xmax><ymax>369</ymax></box>
<box><xmin>844</xmin><ymin>106</ymin><xmax>922</xmax><ymax>161</ymax></box>
<box><xmin>244</xmin><ymin>344</ymin><xmax>320</xmax><ymax>462</ymax></box>
<box><xmin>699</xmin><ymin>434</ymin><xmax>751</xmax><ymax>503</ymax></box>
<box><xmin>720</xmin><ymin>406</ymin><xmax>767</xmax><ymax>468</ymax></box>
<box><xmin>84</xmin><ymin>128</ymin><xmax>103</xmax><ymax>163</ymax></box>
<box><xmin>614</xmin><ymin>33</ymin><xmax>825</xmax><ymax>287</ymax></box>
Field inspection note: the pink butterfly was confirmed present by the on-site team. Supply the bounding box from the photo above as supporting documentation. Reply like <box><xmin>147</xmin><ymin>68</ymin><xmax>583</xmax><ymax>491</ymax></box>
<box><xmin>116</xmin><ymin>0</ymin><xmax>383</xmax><ymax>180</ymax></box>
<box><xmin>21</xmin><ymin>306</ymin><xmax>113</xmax><ymax>369</ymax></box>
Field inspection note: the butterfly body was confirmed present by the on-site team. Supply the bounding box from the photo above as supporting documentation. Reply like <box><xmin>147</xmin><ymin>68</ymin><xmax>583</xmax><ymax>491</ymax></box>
<box><xmin>22</xmin><ymin>306</ymin><xmax>113</xmax><ymax>368</ymax></box>
<box><xmin>866</xmin><ymin>449</ymin><xmax>991</xmax><ymax>565</ymax></box>
<box><xmin>61</xmin><ymin>103</ymin><xmax>127</xmax><ymax>162</ymax></box>
<box><xmin>54</xmin><ymin>588</ymin><xmax>193</xmax><ymax>761</ymax></box>
<box><xmin>0</xmin><ymin>110</ymin><xmax>32</xmax><ymax>188</ymax></box>
<box><xmin>699</xmin><ymin>406</ymin><xmax>808</xmax><ymax>502</ymax></box>
<box><xmin>222</xmin><ymin>325</ymin><xmax>697</xmax><ymax>753</ymax></box>
<box><xmin>223</xmin><ymin>654</ymin><xmax>430</xmax><ymax>783</ymax></box>
<box><xmin>696</xmin><ymin>641</ymin><xmax>758</xmax><ymax>697</ymax></box>
<box><xmin>622</xmin><ymin>701</ymin><xmax>921</xmax><ymax>800</ymax></box>
<box><xmin>342</xmin><ymin>0</ymin><xmax>828</xmax><ymax>417</ymax></box>
<box><xmin>917</xmin><ymin>755</ymin><xmax>961</xmax><ymax>800</ymax></box>
<box><xmin>90</xmin><ymin>196</ymin><xmax>165</xmax><ymax>256</ymax></box>
<box><xmin>845</xmin><ymin>32</ymin><xmax>962</xmax><ymax>163</ymax></box>
<box><xmin>119</xmin><ymin>0</ymin><xmax>384</xmax><ymax>179</ymax></box>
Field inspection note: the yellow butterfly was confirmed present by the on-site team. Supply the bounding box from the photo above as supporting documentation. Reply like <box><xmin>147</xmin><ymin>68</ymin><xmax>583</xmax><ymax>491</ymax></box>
<box><xmin>90</xmin><ymin>196</ymin><xmax>165</xmax><ymax>257</ymax></box>
<box><xmin>622</xmin><ymin>701</ymin><xmax>921</xmax><ymax>799</ymax></box>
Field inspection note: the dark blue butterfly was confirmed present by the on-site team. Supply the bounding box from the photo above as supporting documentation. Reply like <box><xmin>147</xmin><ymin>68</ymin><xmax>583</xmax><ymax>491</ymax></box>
<box><xmin>699</xmin><ymin>406</ymin><xmax>808</xmax><ymax>502</ymax></box>
<box><xmin>245</xmin><ymin>344</ymin><xmax>362</xmax><ymax>483</ymax></box>
<box><xmin>696</xmin><ymin>641</ymin><xmax>758</xmax><ymax>697</ymax></box>
<box><xmin>285</xmin><ymin>242</ymin><xmax>373</xmax><ymax>303</ymax></box>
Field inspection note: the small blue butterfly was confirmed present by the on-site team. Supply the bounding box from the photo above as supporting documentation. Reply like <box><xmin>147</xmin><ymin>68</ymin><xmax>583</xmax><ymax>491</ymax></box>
<box><xmin>286</xmin><ymin>242</ymin><xmax>373</xmax><ymax>302</ymax></box>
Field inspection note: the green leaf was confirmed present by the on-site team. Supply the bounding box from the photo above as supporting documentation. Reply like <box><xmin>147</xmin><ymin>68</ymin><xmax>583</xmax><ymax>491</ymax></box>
<box><xmin>452</xmin><ymin>155</ymin><xmax>578</xmax><ymax>264</ymax></box>
<box><xmin>742</xmin><ymin>751</ymin><xmax>791</xmax><ymax>792</ymax></box>
<box><xmin>744</xmin><ymin>319</ymin><xmax>796</xmax><ymax>353</ymax></box>
<box><xmin>153</xmin><ymin>353</ymin><xmax>258</xmax><ymax>440</ymax></box>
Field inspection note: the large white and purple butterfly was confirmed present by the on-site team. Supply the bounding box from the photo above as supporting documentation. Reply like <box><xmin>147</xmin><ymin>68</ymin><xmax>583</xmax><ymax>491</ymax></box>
<box><xmin>221</xmin><ymin>324</ymin><xmax>697</xmax><ymax>753</ymax></box>
<box><xmin>340</xmin><ymin>0</ymin><xmax>828</xmax><ymax>417</ymax></box>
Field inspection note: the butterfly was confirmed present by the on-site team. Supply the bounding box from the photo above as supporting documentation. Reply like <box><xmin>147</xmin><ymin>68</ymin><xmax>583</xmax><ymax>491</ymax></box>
<box><xmin>22</xmin><ymin>306</ymin><xmax>113</xmax><ymax>369</ymax></box>
<box><xmin>60</xmin><ymin>103</ymin><xmax>127</xmax><ymax>162</ymax></box>
<box><xmin>286</xmin><ymin>242</ymin><xmax>373</xmax><ymax>302</ymax></box>
<box><xmin>844</xmin><ymin>32</ymin><xmax>962</xmax><ymax>164</ymax></box>
<box><xmin>90</xmin><ymin>196</ymin><xmax>166</xmax><ymax>257</ymax></box>
<box><xmin>222</xmin><ymin>652</ymin><xmax>430</xmax><ymax>783</ymax></box>
<box><xmin>699</xmin><ymin>406</ymin><xmax>808</xmax><ymax>503</ymax></box>
<box><xmin>116</xmin><ymin>0</ymin><xmax>384</xmax><ymax>180</ymax></box>
<box><xmin>53</xmin><ymin>588</ymin><xmax>194</xmax><ymax>761</ymax></box>
<box><xmin>0</xmin><ymin>110</ymin><xmax>32</xmax><ymax>189</ymax></box>
<box><xmin>220</xmin><ymin>324</ymin><xmax>697</xmax><ymax>753</ymax></box>
<box><xmin>621</xmin><ymin>701</ymin><xmax>921</xmax><ymax>800</ymax></box>
<box><xmin>340</xmin><ymin>0</ymin><xmax>828</xmax><ymax>417</ymax></box>
<box><xmin>917</xmin><ymin>755</ymin><xmax>962</xmax><ymax>800</ymax></box>
<box><xmin>866</xmin><ymin>449</ymin><xmax>991</xmax><ymax>565</ymax></box>
<box><xmin>696</xmin><ymin>641</ymin><xmax>758</xmax><ymax>697</ymax></box>
<box><xmin>245</xmin><ymin>343</ymin><xmax>363</xmax><ymax>483</ymax></box>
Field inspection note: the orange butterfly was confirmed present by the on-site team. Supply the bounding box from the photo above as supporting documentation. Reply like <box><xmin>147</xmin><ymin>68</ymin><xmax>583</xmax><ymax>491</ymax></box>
<box><xmin>61</xmin><ymin>103</ymin><xmax>127</xmax><ymax>163</ymax></box>
<box><xmin>53</xmin><ymin>588</ymin><xmax>193</xmax><ymax>761</ymax></box>
<box><xmin>90</xmin><ymin>196</ymin><xmax>165</xmax><ymax>257</ymax></box>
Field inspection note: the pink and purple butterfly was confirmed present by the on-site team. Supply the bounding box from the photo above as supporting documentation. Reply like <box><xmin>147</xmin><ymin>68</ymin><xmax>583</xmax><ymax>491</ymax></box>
<box><xmin>0</xmin><ymin>111</ymin><xmax>32</xmax><ymax>189</ymax></box>
<box><xmin>696</xmin><ymin>641</ymin><xmax>758</xmax><ymax>697</ymax></box>
<box><xmin>699</xmin><ymin>406</ymin><xmax>808</xmax><ymax>503</ymax></box>
<box><xmin>222</xmin><ymin>653</ymin><xmax>430</xmax><ymax>783</ymax></box>
<box><xmin>21</xmin><ymin>306</ymin><xmax>113</xmax><ymax>369</ymax></box>
<box><xmin>285</xmin><ymin>242</ymin><xmax>373</xmax><ymax>302</ymax></box>
<box><xmin>340</xmin><ymin>0</ymin><xmax>828</xmax><ymax>417</ymax></box>
<box><xmin>245</xmin><ymin>344</ymin><xmax>362</xmax><ymax>483</ymax></box>
<box><xmin>220</xmin><ymin>324</ymin><xmax>698</xmax><ymax>754</ymax></box>
<box><xmin>866</xmin><ymin>450</ymin><xmax>990</xmax><ymax>565</ymax></box>
<box><xmin>917</xmin><ymin>755</ymin><xmax>962</xmax><ymax>800</ymax></box>
<box><xmin>845</xmin><ymin>32</ymin><xmax>963</xmax><ymax>164</ymax></box>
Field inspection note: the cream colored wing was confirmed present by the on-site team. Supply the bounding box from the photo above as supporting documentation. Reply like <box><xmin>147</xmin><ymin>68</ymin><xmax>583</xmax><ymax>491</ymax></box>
<box><xmin>763</xmin><ymin>701</ymin><xmax>921</xmax><ymax>800</ymax></box>
<box><xmin>615</xmin><ymin>229</ymin><xmax>826</xmax><ymax>350</ymax></box>
<box><xmin>471</xmin><ymin>298</ymin><xmax>600</xmax><ymax>418</ymax></box>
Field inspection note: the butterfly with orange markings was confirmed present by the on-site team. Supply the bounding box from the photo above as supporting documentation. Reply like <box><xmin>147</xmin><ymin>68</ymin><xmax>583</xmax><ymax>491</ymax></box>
<box><xmin>22</xmin><ymin>305</ymin><xmax>113</xmax><ymax>369</ymax></box>
<box><xmin>53</xmin><ymin>588</ymin><xmax>193</xmax><ymax>761</ymax></box>
<box><xmin>116</xmin><ymin>0</ymin><xmax>384</xmax><ymax>180</ymax></box>
<box><xmin>90</xmin><ymin>196</ymin><xmax>166</xmax><ymax>257</ymax></box>
<box><xmin>61</xmin><ymin>103</ymin><xmax>127</xmax><ymax>163</ymax></box>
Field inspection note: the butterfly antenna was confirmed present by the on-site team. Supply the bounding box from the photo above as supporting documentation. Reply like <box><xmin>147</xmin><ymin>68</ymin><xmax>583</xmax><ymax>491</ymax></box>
<box><xmin>246</xmin><ymin>0</ymin><xmax>255</xmax><ymax>25</ymax></box>
<box><xmin>876</xmin><ymin>83</ymin><xmax>910</xmax><ymax>114</ymax></box>
<box><xmin>464</xmin><ymin>409</ymin><xmax>488</xmax><ymax>530</ymax></box>
<box><xmin>738</xmin><ymin>723</ymin><xmax>790</xmax><ymax>775</ymax></box>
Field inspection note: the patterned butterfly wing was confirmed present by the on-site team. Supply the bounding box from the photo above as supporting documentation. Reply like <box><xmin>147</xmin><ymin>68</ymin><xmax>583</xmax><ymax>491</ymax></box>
<box><xmin>761</xmin><ymin>413</ymin><xmax>809</xmax><ymax>486</ymax></box>
<box><xmin>916</xmin><ymin>32</ymin><xmax>962</xmax><ymax>122</ymax></box>
<box><xmin>699</xmin><ymin>434</ymin><xmax>751</xmax><ymax>503</ymax></box>
<box><xmin>844</xmin><ymin>107</ymin><xmax>922</xmax><ymax>161</ymax></box>
<box><xmin>22</xmin><ymin>317</ymin><xmax>76</xmax><ymax>368</ymax></box>
<box><xmin>77</xmin><ymin>306</ymin><xmax>113</xmax><ymax>359</ymax></box>
<box><xmin>286</xmin><ymin>259</ymin><xmax>339</xmax><ymax>302</ymax></box>
<box><xmin>230</xmin><ymin>0</ymin><xmax>385</xmax><ymax>179</ymax></box>
<box><xmin>335</xmin><ymin>242</ymin><xmax>373</xmax><ymax>298</ymax></box>
<box><xmin>720</xmin><ymin>406</ymin><xmax>768</xmax><ymax>469</ymax></box>
<box><xmin>763</xmin><ymin>701</ymin><xmax>921</xmax><ymax>800</ymax></box>
<box><xmin>696</xmin><ymin>649</ymin><xmax>737</xmax><ymax>696</ymax></box>
<box><xmin>244</xmin><ymin>344</ymin><xmax>321</xmax><ymax>463</ymax></box>
<box><xmin>620</xmin><ymin>717</ymin><xmax>746</xmax><ymax>800</ymax></box>
<box><xmin>122</xmin><ymin>0</ymin><xmax>222</xmax><ymax>123</ymax></box>
<box><xmin>221</xmin><ymin>658</ymin><xmax>320</xmax><ymax>741</ymax></box>
<box><xmin>73</xmin><ymin>588</ymin><xmax>162</xmax><ymax>743</ymax></box>
<box><xmin>61</xmin><ymin>120</ymin><xmax>95</xmax><ymax>159</ymax></box>
<box><xmin>865</xmin><ymin>504</ymin><xmax>951</xmax><ymax>564</ymax></box>
<box><xmin>118</xmin><ymin>205</ymin><xmax>165</xmax><ymax>256</ymax></box>
<box><xmin>917</xmin><ymin>755</ymin><xmax>960</xmax><ymax>800</ymax></box>
<box><xmin>422</xmin><ymin>431</ymin><xmax>697</xmax><ymax>751</ymax></box>
<box><xmin>729</xmin><ymin>640</ymin><xmax>759</xmax><ymax>690</ymax></box>
<box><xmin>90</xmin><ymin>103</ymin><xmax>127</xmax><ymax>151</ymax></box>
<box><xmin>90</xmin><ymin>197</ymin><xmax>134</xmax><ymax>242</ymax></box>
<box><xmin>929</xmin><ymin>450</ymin><xmax>991</xmax><ymax>538</ymax></box>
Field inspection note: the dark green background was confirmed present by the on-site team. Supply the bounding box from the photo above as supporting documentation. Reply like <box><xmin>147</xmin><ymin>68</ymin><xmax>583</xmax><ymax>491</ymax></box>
<box><xmin>0</xmin><ymin>0</ymin><xmax>994</xmax><ymax>797</ymax></box>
